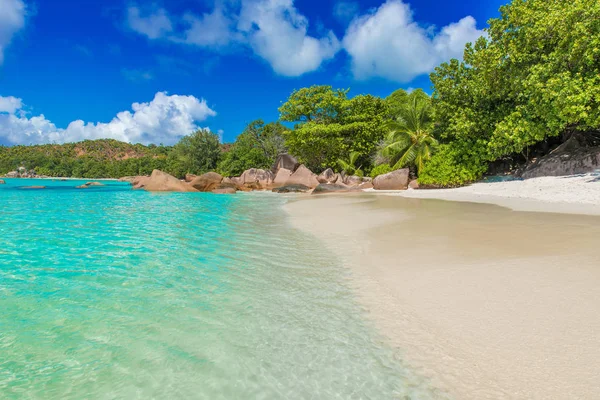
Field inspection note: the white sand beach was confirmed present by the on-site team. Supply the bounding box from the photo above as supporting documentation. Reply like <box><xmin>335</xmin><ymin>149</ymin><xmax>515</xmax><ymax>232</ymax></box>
<box><xmin>372</xmin><ymin>173</ymin><xmax>600</xmax><ymax>215</ymax></box>
<box><xmin>284</xmin><ymin>175</ymin><xmax>600</xmax><ymax>399</ymax></box>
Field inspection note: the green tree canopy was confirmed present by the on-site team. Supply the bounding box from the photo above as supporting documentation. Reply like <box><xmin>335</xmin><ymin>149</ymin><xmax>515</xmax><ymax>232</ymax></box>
<box><xmin>167</xmin><ymin>129</ymin><xmax>221</xmax><ymax>177</ymax></box>
<box><xmin>424</xmin><ymin>0</ymin><xmax>600</xmax><ymax>185</ymax></box>
<box><xmin>279</xmin><ymin>85</ymin><xmax>388</xmax><ymax>172</ymax></box>
<box><xmin>217</xmin><ymin>120</ymin><xmax>288</xmax><ymax>176</ymax></box>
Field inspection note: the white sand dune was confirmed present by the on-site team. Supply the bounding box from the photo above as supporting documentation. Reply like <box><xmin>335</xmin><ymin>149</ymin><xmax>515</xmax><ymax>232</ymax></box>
<box><xmin>284</xmin><ymin>178</ymin><xmax>600</xmax><ymax>399</ymax></box>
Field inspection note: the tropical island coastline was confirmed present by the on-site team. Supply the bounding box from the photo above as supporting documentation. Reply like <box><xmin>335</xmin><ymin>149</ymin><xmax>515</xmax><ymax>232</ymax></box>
<box><xmin>2</xmin><ymin>0</ymin><xmax>600</xmax><ymax>398</ymax></box>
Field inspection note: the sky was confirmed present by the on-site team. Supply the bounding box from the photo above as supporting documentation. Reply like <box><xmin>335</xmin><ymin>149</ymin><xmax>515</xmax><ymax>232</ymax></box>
<box><xmin>0</xmin><ymin>0</ymin><xmax>506</xmax><ymax>146</ymax></box>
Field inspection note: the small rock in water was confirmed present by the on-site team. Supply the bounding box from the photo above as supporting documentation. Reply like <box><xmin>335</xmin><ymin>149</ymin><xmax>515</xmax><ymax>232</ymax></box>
<box><xmin>0</xmin><ymin>179</ymin><xmax>5</xmax><ymax>184</ymax></box>
<box><xmin>22</xmin><ymin>186</ymin><xmax>46</xmax><ymax>189</ymax></box>
<box><xmin>211</xmin><ymin>187</ymin><xmax>236</xmax><ymax>194</ymax></box>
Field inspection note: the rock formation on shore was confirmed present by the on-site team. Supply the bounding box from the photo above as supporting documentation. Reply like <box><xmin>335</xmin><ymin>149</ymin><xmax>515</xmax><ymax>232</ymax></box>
<box><xmin>118</xmin><ymin>153</ymin><xmax>415</xmax><ymax>195</ymax></box>
<box><xmin>521</xmin><ymin>133</ymin><xmax>600</xmax><ymax>179</ymax></box>
<box><xmin>189</xmin><ymin>172</ymin><xmax>223</xmax><ymax>191</ymax></box>
<box><xmin>373</xmin><ymin>169</ymin><xmax>410</xmax><ymax>190</ymax></box>
<box><xmin>141</xmin><ymin>170</ymin><xmax>199</xmax><ymax>192</ymax></box>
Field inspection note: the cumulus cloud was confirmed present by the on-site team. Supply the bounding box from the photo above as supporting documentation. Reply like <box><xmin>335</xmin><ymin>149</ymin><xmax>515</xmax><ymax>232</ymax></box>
<box><xmin>0</xmin><ymin>95</ymin><xmax>22</xmax><ymax>113</ymax></box>
<box><xmin>238</xmin><ymin>0</ymin><xmax>340</xmax><ymax>76</ymax></box>
<box><xmin>0</xmin><ymin>0</ymin><xmax>26</xmax><ymax>64</ymax></box>
<box><xmin>343</xmin><ymin>0</ymin><xmax>485</xmax><ymax>82</ymax></box>
<box><xmin>0</xmin><ymin>93</ymin><xmax>216</xmax><ymax>146</ymax></box>
<box><xmin>127</xmin><ymin>0</ymin><xmax>340</xmax><ymax>76</ymax></box>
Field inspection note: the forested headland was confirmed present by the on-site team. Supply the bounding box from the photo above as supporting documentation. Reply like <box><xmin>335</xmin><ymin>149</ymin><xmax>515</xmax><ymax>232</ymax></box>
<box><xmin>2</xmin><ymin>0</ymin><xmax>598</xmax><ymax>185</ymax></box>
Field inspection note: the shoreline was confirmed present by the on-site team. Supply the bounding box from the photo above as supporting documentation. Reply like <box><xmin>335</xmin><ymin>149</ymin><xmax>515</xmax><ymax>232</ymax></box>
<box><xmin>283</xmin><ymin>187</ymin><xmax>600</xmax><ymax>399</ymax></box>
<box><xmin>367</xmin><ymin>173</ymin><xmax>600</xmax><ymax>216</ymax></box>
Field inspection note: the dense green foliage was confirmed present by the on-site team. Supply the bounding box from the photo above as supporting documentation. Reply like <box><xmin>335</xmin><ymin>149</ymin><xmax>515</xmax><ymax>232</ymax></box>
<box><xmin>217</xmin><ymin>120</ymin><xmax>287</xmax><ymax>176</ymax></box>
<box><xmin>425</xmin><ymin>0</ymin><xmax>600</xmax><ymax>185</ymax></box>
<box><xmin>376</xmin><ymin>90</ymin><xmax>437</xmax><ymax>174</ymax></box>
<box><xmin>166</xmin><ymin>129</ymin><xmax>221</xmax><ymax>178</ymax></box>
<box><xmin>369</xmin><ymin>164</ymin><xmax>393</xmax><ymax>178</ymax></box>
<box><xmin>279</xmin><ymin>85</ymin><xmax>388</xmax><ymax>172</ymax></box>
<box><xmin>0</xmin><ymin>139</ymin><xmax>170</xmax><ymax>178</ymax></box>
<box><xmin>0</xmin><ymin>132</ymin><xmax>222</xmax><ymax>179</ymax></box>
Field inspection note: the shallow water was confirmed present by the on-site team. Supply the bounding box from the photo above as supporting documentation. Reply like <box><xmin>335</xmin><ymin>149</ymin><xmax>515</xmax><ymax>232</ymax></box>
<box><xmin>0</xmin><ymin>179</ymin><xmax>438</xmax><ymax>399</ymax></box>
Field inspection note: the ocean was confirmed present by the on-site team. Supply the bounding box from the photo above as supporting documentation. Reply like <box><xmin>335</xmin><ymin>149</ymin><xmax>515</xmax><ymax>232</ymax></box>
<box><xmin>0</xmin><ymin>178</ymin><xmax>439</xmax><ymax>399</ymax></box>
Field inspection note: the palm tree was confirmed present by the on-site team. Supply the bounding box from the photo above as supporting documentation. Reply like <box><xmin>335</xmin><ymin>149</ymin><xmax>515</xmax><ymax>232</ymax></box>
<box><xmin>376</xmin><ymin>90</ymin><xmax>437</xmax><ymax>175</ymax></box>
<box><xmin>337</xmin><ymin>151</ymin><xmax>364</xmax><ymax>177</ymax></box>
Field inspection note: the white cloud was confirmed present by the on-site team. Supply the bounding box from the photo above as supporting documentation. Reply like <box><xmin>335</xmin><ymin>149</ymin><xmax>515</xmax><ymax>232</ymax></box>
<box><xmin>0</xmin><ymin>0</ymin><xmax>26</xmax><ymax>64</ymax></box>
<box><xmin>333</xmin><ymin>1</ymin><xmax>359</xmax><ymax>24</ymax></box>
<box><xmin>0</xmin><ymin>93</ymin><xmax>216</xmax><ymax>145</ymax></box>
<box><xmin>0</xmin><ymin>95</ymin><xmax>22</xmax><ymax>113</ymax></box>
<box><xmin>343</xmin><ymin>0</ymin><xmax>485</xmax><ymax>82</ymax></box>
<box><xmin>127</xmin><ymin>0</ymin><xmax>339</xmax><ymax>77</ymax></box>
<box><xmin>180</xmin><ymin>7</ymin><xmax>237</xmax><ymax>48</ymax></box>
<box><xmin>238</xmin><ymin>0</ymin><xmax>340</xmax><ymax>76</ymax></box>
<box><xmin>127</xmin><ymin>6</ymin><xmax>173</xmax><ymax>40</ymax></box>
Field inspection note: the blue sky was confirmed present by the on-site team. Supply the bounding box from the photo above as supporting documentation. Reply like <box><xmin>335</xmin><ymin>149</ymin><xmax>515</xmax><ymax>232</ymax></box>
<box><xmin>0</xmin><ymin>0</ymin><xmax>506</xmax><ymax>145</ymax></box>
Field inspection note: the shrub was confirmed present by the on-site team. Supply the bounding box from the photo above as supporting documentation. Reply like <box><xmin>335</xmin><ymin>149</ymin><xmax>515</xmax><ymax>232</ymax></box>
<box><xmin>370</xmin><ymin>163</ymin><xmax>393</xmax><ymax>178</ymax></box>
<box><xmin>418</xmin><ymin>143</ymin><xmax>488</xmax><ymax>187</ymax></box>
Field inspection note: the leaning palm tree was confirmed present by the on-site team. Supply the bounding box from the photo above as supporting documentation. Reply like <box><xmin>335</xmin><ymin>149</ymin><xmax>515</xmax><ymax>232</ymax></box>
<box><xmin>376</xmin><ymin>90</ymin><xmax>438</xmax><ymax>175</ymax></box>
<box><xmin>337</xmin><ymin>151</ymin><xmax>364</xmax><ymax>177</ymax></box>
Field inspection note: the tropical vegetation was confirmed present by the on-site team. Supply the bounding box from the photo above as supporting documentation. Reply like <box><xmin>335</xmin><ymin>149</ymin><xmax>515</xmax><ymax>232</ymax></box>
<box><xmin>1</xmin><ymin>0</ymin><xmax>597</xmax><ymax>186</ymax></box>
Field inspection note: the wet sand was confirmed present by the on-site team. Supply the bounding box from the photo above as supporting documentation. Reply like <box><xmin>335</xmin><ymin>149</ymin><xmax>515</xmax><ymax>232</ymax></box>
<box><xmin>284</xmin><ymin>194</ymin><xmax>600</xmax><ymax>399</ymax></box>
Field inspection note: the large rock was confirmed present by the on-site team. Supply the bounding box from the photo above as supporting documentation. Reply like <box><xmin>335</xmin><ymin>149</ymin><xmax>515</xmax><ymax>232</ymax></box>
<box><xmin>317</xmin><ymin>168</ymin><xmax>336</xmax><ymax>184</ymax></box>
<box><xmin>5</xmin><ymin>171</ymin><xmax>18</xmax><ymax>178</ymax></box>
<box><xmin>132</xmin><ymin>176</ymin><xmax>150</xmax><ymax>189</ymax></box>
<box><xmin>312</xmin><ymin>183</ymin><xmax>358</xmax><ymax>195</ymax></box>
<box><xmin>272</xmin><ymin>184</ymin><xmax>311</xmax><ymax>193</ymax></box>
<box><xmin>521</xmin><ymin>133</ymin><xmax>600</xmax><ymax>179</ymax></box>
<box><xmin>212</xmin><ymin>187</ymin><xmax>236</xmax><ymax>194</ymax></box>
<box><xmin>285</xmin><ymin>165</ymin><xmax>319</xmax><ymax>188</ymax></box>
<box><xmin>344</xmin><ymin>175</ymin><xmax>363</xmax><ymax>187</ymax></box>
<box><xmin>118</xmin><ymin>176</ymin><xmax>137</xmax><ymax>183</ymax></box>
<box><xmin>144</xmin><ymin>170</ymin><xmax>198</xmax><ymax>192</ymax></box>
<box><xmin>358</xmin><ymin>181</ymin><xmax>373</xmax><ymax>190</ymax></box>
<box><xmin>373</xmin><ymin>168</ymin><xmax>410</xmax><ymax>190</ymax></box>
<box><xmin>185</xmin><ymin>173</ymin><xmax>197</xmax><ymax>182</ymax></box>
<box><xmin>239</xmin><ymin>168</ymin><xmax>273</xmax><ymax>189</ymax></box>
<box><xmin>272</xmin><ymin>154</ymin><xmax>299</xmax><ymax>174</ymax></box>
<box><xmin>272</xmin><ymin>168</ymin><xmax>293</xmax><ymax>187</ymax></box>
<box><xmin>189</xmin><ymin>172</ymin><xmax>223</xmax><ymax>192</ymax></box>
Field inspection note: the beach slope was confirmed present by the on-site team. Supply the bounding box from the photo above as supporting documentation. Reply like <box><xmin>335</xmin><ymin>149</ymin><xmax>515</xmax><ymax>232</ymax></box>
<box><xmin>284</xmin><ymin>188</ymin><xmax>600</xmax><ymax>399</ymax></box>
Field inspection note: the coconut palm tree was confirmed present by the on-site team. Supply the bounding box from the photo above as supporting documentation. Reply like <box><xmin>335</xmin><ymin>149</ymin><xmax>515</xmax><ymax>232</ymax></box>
<box><xmin>337</xmin><ymin>151</ymin><xmax>364</xmax><ymax>177</ymax></box>
<box><xmin>376</xmin><ymin>90</ymin><xmax>438</xmax><ymax>175</ymax></box>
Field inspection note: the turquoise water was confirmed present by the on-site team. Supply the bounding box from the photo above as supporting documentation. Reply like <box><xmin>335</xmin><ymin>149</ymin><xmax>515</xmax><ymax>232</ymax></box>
<box><xmin>0</xmin><ymin>179</ymin><xmax>438</xmax><ymax>399</ymax></box>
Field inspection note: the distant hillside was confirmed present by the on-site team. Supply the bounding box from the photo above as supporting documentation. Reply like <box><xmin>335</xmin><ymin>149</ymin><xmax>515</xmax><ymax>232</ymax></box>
<box><xmin>0</xmin><ymin>139</ymin><xmax>171</xmax><ymax>178</ymax></box>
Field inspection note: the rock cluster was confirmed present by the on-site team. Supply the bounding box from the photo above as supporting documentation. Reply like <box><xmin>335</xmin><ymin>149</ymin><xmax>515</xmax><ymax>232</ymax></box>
<box><xmin>118</xmin><ymin>154</ymin><xmax>418</xmax><ymax>195</ymax></box>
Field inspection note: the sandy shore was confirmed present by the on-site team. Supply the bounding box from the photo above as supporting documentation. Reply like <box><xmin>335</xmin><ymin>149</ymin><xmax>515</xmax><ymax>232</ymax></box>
<box><xmin>370</xmin><ymin>173</ymin><xmax>600</xmax><ymax>215</ymax></box>
<box><xmin>283</xmin><ymin>178</ymin><xmax>600</xmax><ymax>399</ymax></box>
